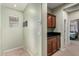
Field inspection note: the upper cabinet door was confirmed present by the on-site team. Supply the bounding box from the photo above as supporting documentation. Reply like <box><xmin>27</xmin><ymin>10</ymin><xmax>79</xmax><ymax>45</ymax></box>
<box><xmin>52</xmin><ymin>15</ymin><xmax>56</xmax><ymax>28</ymax></box>
<box><xmin>47</xmin><ymin>14</ymin><xmax>52</xmax><ymax>28</ymax></box>
<box><xmin>47</xmin><ymin>13</ymin><xmax>56</xmax><ymax>28</ymax></box>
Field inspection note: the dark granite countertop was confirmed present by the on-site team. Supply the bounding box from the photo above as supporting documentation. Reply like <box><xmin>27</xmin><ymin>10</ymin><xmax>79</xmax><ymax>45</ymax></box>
<box><xmin>47</xmin><ymin>32</ymin><xmax>61</xmax><ymax>37</ymax></box>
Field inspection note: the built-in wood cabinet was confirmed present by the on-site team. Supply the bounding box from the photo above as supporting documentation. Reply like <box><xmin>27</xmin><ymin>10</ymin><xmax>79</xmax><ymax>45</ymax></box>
<box><xmin>47</xmin><ymin>13</ymin><xmax>56</xmax><ymax>28</ymax></box>
<box><xmin>47</xmin><ymin>38</ymin><xmax>53</xmax><ymax>55</ymax></box>
<box><xmin>56</xmin><ymin>36</ymin><xmax>60</xmax><ymax>50</ymax></box>
<box><xmin>52</xmin><ymin>37</ymin><xmax>57</xmax><ymax>53</ymax></box>
<box><xmin>47</xmin><ymin>35</ymin><xmax>60</xmax><ymax>56</ymax></box>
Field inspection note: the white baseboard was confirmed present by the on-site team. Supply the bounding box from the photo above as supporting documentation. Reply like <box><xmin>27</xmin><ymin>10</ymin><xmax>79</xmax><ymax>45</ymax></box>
<box><xmin>4</xmin><ymin>46</ymin><xmax>23</xmax><ymax>53</ymax></box>
<box><xmin>24</xmin><ymin>48</ymin><xmax>33</xmax><ymax>56</ymax></box>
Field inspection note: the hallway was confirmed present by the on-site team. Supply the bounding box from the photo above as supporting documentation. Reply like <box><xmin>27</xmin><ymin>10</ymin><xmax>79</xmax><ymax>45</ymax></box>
<box><xmin>53</xmin><ymin>40</ymin><xmax>79</xmax><ymax>56</ymax></box>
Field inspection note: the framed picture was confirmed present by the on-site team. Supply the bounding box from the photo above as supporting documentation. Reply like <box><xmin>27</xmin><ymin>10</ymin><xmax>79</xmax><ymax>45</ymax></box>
<box><xmin>9</xmin><ymin>16</ymin><xmax>19</xmax><ymax>27</ymax></box>
<box><xmin>23</xmin><ymin>21</ymin><xmax>27</xmax><ymax>27</ymax></box>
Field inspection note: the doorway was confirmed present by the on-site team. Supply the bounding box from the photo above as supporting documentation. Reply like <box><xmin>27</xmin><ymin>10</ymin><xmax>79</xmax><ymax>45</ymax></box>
<box><xmin>70</xmin><ymin>19</ymin><xmax>79</xmax><ymax>46</ymax></box>
<box><xmin>70</xmin><ymin>20</ymin><xmax>78</xmax><ymax>40</ymax></box>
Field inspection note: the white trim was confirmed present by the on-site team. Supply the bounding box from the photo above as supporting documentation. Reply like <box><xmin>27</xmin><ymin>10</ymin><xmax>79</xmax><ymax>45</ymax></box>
<box><xmin>24</xmin><ymin>49</ymin><xmax>33</xmax><ymax>56</ymax></box>
<box><xmin>4</xmin><ymin>46</ymin><xmax>23</xmax><ymax>53</ymax></box>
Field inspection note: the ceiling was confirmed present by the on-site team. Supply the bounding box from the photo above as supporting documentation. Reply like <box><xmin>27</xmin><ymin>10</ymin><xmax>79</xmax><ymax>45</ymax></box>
<box><xmin>2</xmin><ymin>3</ymin><xmax>64</xmax><ymax>12</ymax></box>
<box><xmin>2</xmin><ymin>3</ymin><xmax>27</xmax><ymax>12</ymax></box>
<box><xmin>47</xmin><ymin>3</ymin><xmax>64</xmax><ymax>9</ymax></box>
<box><xmin>64</xmin><ymin>3</ymin><xmax>79</xmax><ymax>12</ymax></box>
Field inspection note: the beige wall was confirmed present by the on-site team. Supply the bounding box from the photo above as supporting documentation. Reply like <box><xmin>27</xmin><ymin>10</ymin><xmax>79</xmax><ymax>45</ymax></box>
<box><xmin>23</xmin><ymin>3</ymin><xmax>42</xmax><ymax>56</ymax></box>
<box><xmin>1</xmin><ymin>6</ymin><xmax>23</xmax><ymax>51</ymax></box>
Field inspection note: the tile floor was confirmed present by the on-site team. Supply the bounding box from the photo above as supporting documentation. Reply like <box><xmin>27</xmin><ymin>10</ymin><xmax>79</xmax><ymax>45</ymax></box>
<box><xmin>3</xmin><ymin>48</ymin><xmax>30</xmax><ymax>56</ymax></box>
<box><xmin>53</xmin><ymin>40</ymin><xmax>79</xmax><ymax>56</ymax></box>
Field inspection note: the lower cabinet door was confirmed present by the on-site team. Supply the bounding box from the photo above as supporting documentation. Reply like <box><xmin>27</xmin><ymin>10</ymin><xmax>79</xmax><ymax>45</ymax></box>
<box><xmin>47</xmin><ymin>36</ymin><xmax>60</xmax><ymax>56</ymax></box>
<box><xmin>52</xmin><ymin>37</ymin><xmax>57</xmax><ymax>53</ymax></box>
<box><xmin>56</xmin><ymin>36</ymin><xmax>60</xmax><ymax>50</ymax></box>
<box><xmin>47</xmin><ymin>39</ymin><xmax>53</xmax><ymax>56</ymax></box>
